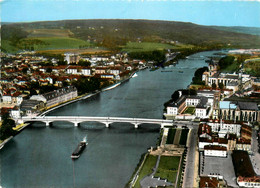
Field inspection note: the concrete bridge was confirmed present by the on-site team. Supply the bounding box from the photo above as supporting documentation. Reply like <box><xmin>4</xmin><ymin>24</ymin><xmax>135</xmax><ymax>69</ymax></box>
<box><xmin>21</xmin><ymin>116</ymin><xmax>173</xmax><ymax>129</ymax></box>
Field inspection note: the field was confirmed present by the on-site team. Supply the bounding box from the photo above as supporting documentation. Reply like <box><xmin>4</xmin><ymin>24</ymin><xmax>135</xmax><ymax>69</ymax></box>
<box><xmin>122</xmin><ymin>42</ymin><xmax>178</xmax><ymax>53</ymax></box>
<box><xmin>26</xmin><ymin>29</ymin><xmax>73</xmax><ymax>38</ymax></box>
<box><xmin>134</xmin><ymin>155</ymin><xmax>158</xmax><ymax>188</ymax></box>
<box><xmin>166</xmin><ymin>128</ymin><xmax>176</xmax><ymax>144</ymax></box>
<box><xmin>166</xmin><ymin>128</ymin><xmax>189</xmax><ymax>146</ymax></box>
<box><xmin>183</xmin><ymin>107</ymin><xmax>195</xmax><ymax>115</ymax></box>
<box><xmin>1</xmin><ymin>40</ymin><xmax>20</xmax><ymax>53</ymax></box>
<box><xmin>36</xmin><ymin>48</ymin><xmax>111</xmax><ymax>55</ymax></box>
<box><xmin>22</xmin><ymin>37</ymin><xmax>92</xmax><ymax>51</ymax></box>
<box><xmin>220</xmin><ymin>62</ymin><xmax>241</xmax><ymax>73</ymax></box>
<box><xmin>244</xmin><ymin>60</ymin><xmax>260</xmax><ymax>77</ymax></box>
<box><xmin>154</xmin><ymin>156</ymin><xmax>181</xmax><ymax>184</ymax></box>
<box><xmin>179</xmin><ymin>129</ymin><xmax>189</xmax><ymax>146</ymax></box>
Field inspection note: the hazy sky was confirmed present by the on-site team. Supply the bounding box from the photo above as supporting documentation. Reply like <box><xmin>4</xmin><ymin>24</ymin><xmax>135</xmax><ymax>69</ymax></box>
<box><xmin>1</xmin><ymin>0</ymin><xmax>260</xmax><ymax>27</ymax></box>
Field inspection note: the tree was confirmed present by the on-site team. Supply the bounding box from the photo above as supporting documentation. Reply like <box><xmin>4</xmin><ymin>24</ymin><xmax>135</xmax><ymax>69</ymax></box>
<box><xmin>0</xmin><ymin>112</ymin><xmax>16</xmax><ymax>140</ymax></box>
<box><xmin>171</xmin><ymin>90</ymin><xmax>180</xmax><ymax>101</ymax></box>
<box><xmin>78</xmin><ymin>59</ymin><xmax>91</xmax><ymax>67</ymax></box>
<box><xmin>219</xmin><ymin>82</ymin><xmax>224</xmax><ymax>90</ymax></box>
<box><xmin>192</xmin><ymin>66</ymin><xmax>208</xmax><ymax>85</ymax></box>
<box><xmin>218</xmin><ymin>56</ymin><xmax>235</xmax><ymax>70</ymax></box>
<box><xmin>29</xmin><ymin>89</ymin><xmax>38</xmax><ymax>96</ymax></box>
<box><xmin>46</xmin><ymin>67</ymin><xmax>52</xmax><ymax>73</ymax></box>
<box><xmin>22</xmin><ymin>67</ymin><xmax>29</xmax><ymax>74</ymax></box>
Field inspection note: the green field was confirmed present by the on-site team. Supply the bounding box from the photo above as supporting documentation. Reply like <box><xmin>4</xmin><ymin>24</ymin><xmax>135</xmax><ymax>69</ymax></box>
<box><xmin>220</xmin><ymin>62</ymin><xmax>240</xmax><ymax>73</ymax></box>
<box><xmin>1</xmin><ymin>40</ymin><xmax>20</xmax><ymax>53</ymax></box>
<box><xmin>179</xmin><ymin>129</ymin><xmax>189</xmax><ymax>146</ymax></box>
<box><xmin>183</xmin><ymin>107</ymin><xmax>195</xmax><ymax>114</ymax></box>
<box><xmin>155</xmin><ymin>156</ymin><xmax>181</xmax><ymax>184</ymax></box>
<box><xmin>166</xmin><ymin>128</ymin><xmax>176</xmax><ymax>144</ymax></box>
<box><xmin>26</xmin><ymin>29</ymin><xmax>72</xmax><ymax>38</ymax></box>
<box><xmin>122</xmin><ymin>42</ymin><xmax>177</xmax><ymax>53</ymax></box>
<box><xmin>244</xmin><ymin>60</ymin><xmax>260</xmax><ymax>77</ymax></box>
<box><xmin>21</xmin><ymin>37</ymin><xmax>92</xmax><ymax>51</ymax></box>
<box><xmin>134</xmin><ymin>155</ymin><xmax>158</xmax><ymax>188</ymax></box>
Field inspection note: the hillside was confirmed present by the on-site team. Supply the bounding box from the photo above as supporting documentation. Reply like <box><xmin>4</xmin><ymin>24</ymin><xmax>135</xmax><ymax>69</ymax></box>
<box><xmin>212</xmin><ymin>26</ymin><xmax>260</xmax><ymax>36</ymax></box>
<box><xmin>1</xmin><ymin>19</ymin><xmax>260</xmax><ymax>54</ymax></box>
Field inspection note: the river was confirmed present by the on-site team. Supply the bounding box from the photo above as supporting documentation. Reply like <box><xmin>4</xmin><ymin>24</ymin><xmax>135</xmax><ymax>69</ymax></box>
<box><xmin>0</xmin><ymin>51</ymin><xmax>224</xmax><ymax>188</ymax></box>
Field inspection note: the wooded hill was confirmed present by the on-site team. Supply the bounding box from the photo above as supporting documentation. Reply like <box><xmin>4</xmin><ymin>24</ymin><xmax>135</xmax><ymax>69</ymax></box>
<box><xmin>1</xmin><ymin>19</ymin><xmax>260</xmax><ymax>53</ymax></box>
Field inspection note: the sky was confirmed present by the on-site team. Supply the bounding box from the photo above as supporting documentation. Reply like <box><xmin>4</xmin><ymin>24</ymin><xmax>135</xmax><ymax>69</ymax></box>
<box><xmin>1</xmin><ymin>0</ymin><xmax>260</xmax><ymax>27</ymax></box>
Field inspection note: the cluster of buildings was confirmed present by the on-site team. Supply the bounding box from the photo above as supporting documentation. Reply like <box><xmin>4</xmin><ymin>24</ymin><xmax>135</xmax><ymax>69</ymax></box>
<box><xmin>164</xmin><ymin>50</ymin><xmax>260</xmax><ymax>187</ymax></box>
<box><xmin>0</xmin><ymin>52</ymin><xmax>147</xmax><ymax>120</ymax></box>
<box><xmin>165</xmin><ymin>90</ymin><xmax>220</xmax><ymax>120</ymax></box>
<box><xmin>165</xmin><ymin>51</ymin><xmax>260</xmax><ymax>123</ymax></box>
<box><xmin>198</xmin><ymin>120</ymin><xmax>252</xmax><ymax>157</ymax></box>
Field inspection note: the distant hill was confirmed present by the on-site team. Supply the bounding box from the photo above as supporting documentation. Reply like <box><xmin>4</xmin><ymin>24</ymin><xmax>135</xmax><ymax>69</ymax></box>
<box><xmin>212</xmin><ymin>26</ymin><xmax>260</xmax><ymax>36</ymax></box>
<box><xmin>1</xmin><ymin>19</ymin><xmax>260</xmax><ymax>53</ymax></box>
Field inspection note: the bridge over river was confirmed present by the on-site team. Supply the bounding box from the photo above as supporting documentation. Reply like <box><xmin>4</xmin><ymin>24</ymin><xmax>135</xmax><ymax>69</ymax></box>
<box><xmin>21</xmin><ymin>116</ymin><xmax>173</xmax><ymax>129</ymax></box>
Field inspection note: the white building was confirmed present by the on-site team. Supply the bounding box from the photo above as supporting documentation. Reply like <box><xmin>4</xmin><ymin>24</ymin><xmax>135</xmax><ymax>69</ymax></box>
<box><xmin>81</xmin><ymin>68</ymin><xmax>91</xmax><ymax>76</ymax></box>
<box><xmin>204</xmin><ymin>145</ymin><xmax>227</xmax><ymax>157</ymax></box>
<box><xmin>237</xmin><ymin>177</ymin><xmax>260</xmax><ymax>188</ymax></box>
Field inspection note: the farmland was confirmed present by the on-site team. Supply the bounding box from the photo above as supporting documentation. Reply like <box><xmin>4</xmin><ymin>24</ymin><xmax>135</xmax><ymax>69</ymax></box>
<box><xmin>122</xmin><ymin>42</ymin><xmax>178</xmax><ymax>53</ymax></box>
<box><xmin>19</xmin><ymin>37</ymin><xmax>92</xmax><ymax>51</ymax></box>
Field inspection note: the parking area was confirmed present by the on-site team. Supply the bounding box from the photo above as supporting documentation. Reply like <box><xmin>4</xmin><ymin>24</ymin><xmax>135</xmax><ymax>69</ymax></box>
<box><xmin>200</xmin><ymin>152</ymin><xmax>238</xmax><ymax>187</ymax></box>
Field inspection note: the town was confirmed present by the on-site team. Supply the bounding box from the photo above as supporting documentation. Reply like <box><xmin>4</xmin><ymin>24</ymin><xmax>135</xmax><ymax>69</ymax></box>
<box><xmin>129</xmin><ymin>49</ymin><xmax>260</xmax><ymax>188</ymax></box>
<box><xmin>1</xmin><ymin>48</ymin><xmax>260</xmax><ymax>187</ymax></box>
<box><xmin>0</xmin><ymin>51</ymin><xmax>151</xmax><ymax>119</ymax></box>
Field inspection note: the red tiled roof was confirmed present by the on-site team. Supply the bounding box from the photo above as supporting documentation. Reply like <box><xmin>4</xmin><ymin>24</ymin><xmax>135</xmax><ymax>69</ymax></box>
<box><xmin>204</xmin><ymin>145</ymin><xmax>227</xmax><ymax>151</ymax></box>
<box><xmin>199</xmin><ymin>176</ymin><xmax>220</xmax><ymax>188</ymax></box>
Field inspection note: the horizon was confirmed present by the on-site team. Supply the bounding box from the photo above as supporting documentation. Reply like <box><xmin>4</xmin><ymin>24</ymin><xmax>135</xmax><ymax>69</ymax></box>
<box><xmin>1</xmin><ymin>0</ymin><xmax>260</xmax><ymax>27</ymax></box>
<box><xmin>2</xmin><ymin>18</ymin><xmax>260</xmax><ymax>29</ymax></box>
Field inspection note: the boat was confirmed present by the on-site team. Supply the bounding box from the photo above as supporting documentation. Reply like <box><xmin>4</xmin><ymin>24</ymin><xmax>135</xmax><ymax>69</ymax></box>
<box><xmin>102</xmin><ymin>83</ymin><xmax>121</xmax><ymax>91</ymax></box>
<box><xmin>131</xmin><ymin>73</ymin><xmax>138</xmax><ymax>78</ymax></box>
<box><xmin>71</xmin><ymin>136</ymin><xmax>87</xmax><ymax>159</ymax></box>
<box><xmin>161</xmin><ymin>70</ymin><xmax>173</xmax><ymax>72</ymax></box>
<box><xmin>178</xmin><ymin>70</ymin><xmax>184</xmax><ymax>73</ymax></box>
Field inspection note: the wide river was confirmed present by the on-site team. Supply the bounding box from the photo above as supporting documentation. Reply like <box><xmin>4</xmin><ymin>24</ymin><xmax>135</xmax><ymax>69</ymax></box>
<box><xmin>0</xmin><ymin>51</ymin><xmax>223</xmax><ymax>188</ymax></box>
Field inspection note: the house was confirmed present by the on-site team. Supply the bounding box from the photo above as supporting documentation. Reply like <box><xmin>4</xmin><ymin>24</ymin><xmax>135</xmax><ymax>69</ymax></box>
<box><xmin>109</xmin><ymin>67</ymin><xmax>122</xmax><ymax>75</ymax></box>
<box><xmin>165</xmin><ymin>95</ymin><xmax>210</xmax><ymax>119</ymax></box>
<box><xmin>81</xmin><ymin>67</ymin><xmax>92</xmax><ymax>76</ymax></box>
<box><xmin>98</xmin><ymin>74</ymin><xmax>114</xmax><ymax>79</ymax></box>
<box><xmin>20</xmin><ymin>99</ymin><xmax>45</xmax><ymax>116</ymax></box>
<box><xmin>219</xmin><ymin>101</ymin><xmax>259</xmax><ymax>122</ymax></box>
<box><xmin>64</xmin><ymin>53</ymin><xmax>80</xmax><ymax>64</ymax></box>
<box><xmin>204</xmin><ymin>145</ymin><xmax>227</xmax><ymax>157</ymax></box>
<box><xmin>198</xmin><ymin>121</ymin><xmax>251</xmax><ymax>153</ymax></box>
<box><xmin>66</xmin><ymin>66</ymin><xmax>79</xmax><ymax>75</ymax></box>
<box><xmin>2</xmin><ymin>89</ymin><xmax>23</xmax><ymax>105</ymax></box>
<box><xmin>30</xmin><ymin>86</ymin><xmax>78</xmax><ymax>107</ymax></box>
<box><xmin>199</xmin><ymin>176</ymin><xmax>227</xmax><ymax>188</ymax></box>
<box><xmin>95</xmin><ymin>67</ymin><xmax>107</xmax><ymax>74</ymax></box>
<box><xmin>10</xmin><ymin>106</ymin><xmax>21</xmax><ymax>119</ymax></box>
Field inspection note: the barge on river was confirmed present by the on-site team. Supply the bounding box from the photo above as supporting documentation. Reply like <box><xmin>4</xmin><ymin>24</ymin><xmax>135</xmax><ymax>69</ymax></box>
<box><xmin>71</xmin><ymin>136</ymin><xmax>87</xmax><ymax>159</ymax></box>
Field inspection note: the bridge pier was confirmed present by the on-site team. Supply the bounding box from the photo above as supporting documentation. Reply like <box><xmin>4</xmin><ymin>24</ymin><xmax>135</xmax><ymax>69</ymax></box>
<box><xmin>74</xmin><ymin>122</ymin><xmax>78</xmax><ymax>127</ymax></box>
<box><xmin>134</xmin><ymin>123</ymin><xmax>139</xmax><ymax>129</ymax></box>
<box><xmin>161</xmin><ymin>123</ymin><xmax>172</xmax><ymax>129</ymax></box>
<box><xmin>105</xmin><ymin>123</ymin><xmax>110</xmax><ymax>128</ymax></box>
<box><xmin>46</xmin><ymin>121</ymin><xmax>50</xmax><ymax>126</ymax></box>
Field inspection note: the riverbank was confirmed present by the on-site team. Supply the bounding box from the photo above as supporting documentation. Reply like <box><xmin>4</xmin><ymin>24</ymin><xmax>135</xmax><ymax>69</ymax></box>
<box><xmin>0</xmin><ymin>136</ymin><xmax>13</xmax><ymax>150</ymax></box>
<box><xmin>1</xmin><ymin>51</ymin><xmax>215</xmax><ymax>187</ymax></box>
<box><xmin>39</xmin><ymin>71</ymin><xmax>137</xmax><ymax>116</ymax></box>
